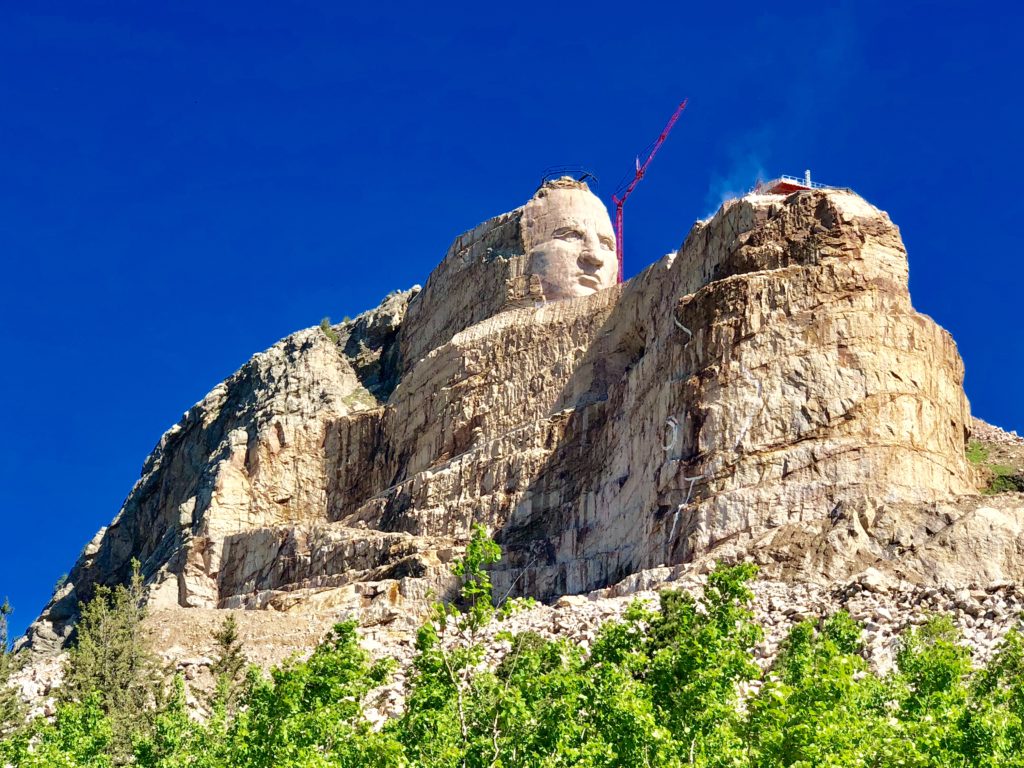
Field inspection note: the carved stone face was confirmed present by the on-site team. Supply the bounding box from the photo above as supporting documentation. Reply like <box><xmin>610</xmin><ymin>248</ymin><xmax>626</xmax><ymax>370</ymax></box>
<box><xmin>522</xmin><ymin>182</ymin><xmax>618</xmax><ymax>300</ymax></box>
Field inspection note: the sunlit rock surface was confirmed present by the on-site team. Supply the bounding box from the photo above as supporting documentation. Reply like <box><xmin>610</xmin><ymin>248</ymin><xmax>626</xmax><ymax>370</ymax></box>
<box><xmin>21</xmin><ymin>182</ymin><xmax>1019</xmax><ymax>690</ymax></box>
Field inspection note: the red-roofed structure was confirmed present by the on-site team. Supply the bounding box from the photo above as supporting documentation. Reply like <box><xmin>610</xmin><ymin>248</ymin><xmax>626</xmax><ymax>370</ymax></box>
<box><xmin>753</xmin><ymin>170</ymin><xmax>833</xmax><ymax>195</ymax></box>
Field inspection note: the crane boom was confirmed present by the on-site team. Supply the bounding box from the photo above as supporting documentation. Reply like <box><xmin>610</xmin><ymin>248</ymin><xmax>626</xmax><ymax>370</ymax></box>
<box><xmin>611</xmin><ymin>100</ymin><xmax>687</xmax><ymax>283</ymax></box>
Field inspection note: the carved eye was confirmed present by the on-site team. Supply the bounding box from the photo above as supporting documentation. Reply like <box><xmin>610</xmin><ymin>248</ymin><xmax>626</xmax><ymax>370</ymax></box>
<box><xmin>599</xmin><ymin>236</ymin><xmax>615</xmax><ymax>251</ymax></box>
<box><xmin>553</xmin><ymin>227</ymin><xmax>584</xmax><ymax>241</ymax></box>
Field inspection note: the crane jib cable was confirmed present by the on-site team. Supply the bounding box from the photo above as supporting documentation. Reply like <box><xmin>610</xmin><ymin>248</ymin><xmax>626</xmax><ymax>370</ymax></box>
<box><xmin>612</xmin><ymin>100</ymin><xmax>688</xmax><ymax>283</ymax></box>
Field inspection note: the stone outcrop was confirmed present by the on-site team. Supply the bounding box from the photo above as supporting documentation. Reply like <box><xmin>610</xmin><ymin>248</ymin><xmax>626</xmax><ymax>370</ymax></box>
<box><xmin>22</xmin><ymin>291</ymin><xmax>424</xmax><ymax>651</ymax></box>
<box><xmin>20</xmin><ymin>180</ymin><xmax>1022</xmax><ymax>685</ymax></box>
<box><xmin>488</xmin><ymin>189</ymin><xmax>974</xmax><ymax>598</ymax></box>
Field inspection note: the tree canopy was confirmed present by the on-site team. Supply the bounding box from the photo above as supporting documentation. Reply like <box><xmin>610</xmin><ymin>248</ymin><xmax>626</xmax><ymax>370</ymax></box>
<box><xmin>4</xmin><ymin>530</ymin><xmax>1024</xmax><ymax>767</ymax></box>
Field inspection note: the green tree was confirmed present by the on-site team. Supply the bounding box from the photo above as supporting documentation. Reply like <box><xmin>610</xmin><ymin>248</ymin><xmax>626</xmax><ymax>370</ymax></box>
<box><xmin>60</xmin><ymin>560</ymin><xmax>162</xmax><ymax>763</ymax></box>
<box><xmin>20</xmin><ymin>528</ymin><xmax>1024</xmax><ymax>768</ymax></box>
<box><xmin>887</xmin><ymin>615</ymin><xmax>973</xmax><ymax>766</ymax></box>
<box><xmin>393</xmin><ymin>523</ymin><xmax>583</xmax><ymax>768</ymax></box>
<box><xmin>8</xmin><ymin>694</ymin><xmax>115</xmax><ymax>768</ymax></box>
<box><xmin>209</xmin><ymin>613</ymin><xmax>248</xmax><ymax>716</ymax></box>
<box><xmin>450</xmin><ymin>524</ymin><xmax>502</xmax><ymax>633</ymax></box>
<box><xmin>1</xmin><ymin>598</ymin><xmax>26</xmax><ymax>735</ymax></box>
<box><xmin>746</xmin><ymin>611</ymin><xmax>890</xmax><ymax>767</ymax></box>
<box><xmin>396</xmin><ymin>524</ymin><xmax>503</xmax><ymax>767</ymax></box>
<box><xmin>134</xmin><ymin>676</ymin><xmax>225</xmax><ymax>768</ymax></box>
<box><xmin>394</xmin><ymin>533</ymin><xmax>765</xmax><ymax>767</ymax></box>
<box><xmin>966</xmin><ymin>627</ymin><xmax>1024</xmax><ymax>766</ymax></box>
<box><xmin>569</xmin><ymin>608</ymin><xmax>678</xmax><ymax>767</ymax></box>
<box><xmin>644</xmin><ymin>562</ymin><xmax>762</xmax><ymax>764</ymax></box>
<box><xmin>225</xmin><ymin>620</ymin><xmax>400</xmax><ymax>767</ymax></box>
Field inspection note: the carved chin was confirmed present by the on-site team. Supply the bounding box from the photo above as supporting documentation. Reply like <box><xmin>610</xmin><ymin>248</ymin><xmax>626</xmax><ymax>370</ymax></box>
<box><xmin>536</xmin><ymin>275</ymin><xmax>610</xmax><ymax>301</ymax></box>
<box><xmin>554</xmin><ymin>278</ymin><xmax>605</xmax><ymax>299</ymax></box>
<box><xmin>542</xmin><ymin>282</ymin><xmax>589</xmax><ymax>300</ymax></box>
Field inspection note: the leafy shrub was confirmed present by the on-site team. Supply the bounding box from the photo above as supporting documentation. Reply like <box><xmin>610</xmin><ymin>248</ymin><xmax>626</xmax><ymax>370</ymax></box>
<box><xmin>986</xmin><ymin>467</ymin><xmax>1024</xmax><ymax>494</ymax></box>
<box><xmin>7</xmin><ymin>533</ymin><xmax>1024</xmax><ymax>767</ymax></box>
<box><xmin>320</xmin><ymin>316</ymin><xmax>340</xmax><ymax>344</ymax></box>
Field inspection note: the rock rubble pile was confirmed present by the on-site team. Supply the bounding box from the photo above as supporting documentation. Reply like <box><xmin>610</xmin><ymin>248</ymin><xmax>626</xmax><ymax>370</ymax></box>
<box><xmin>972</xmin><ymin>417</ymin><xmax>1024</xmax><ymax>447</ymax></box>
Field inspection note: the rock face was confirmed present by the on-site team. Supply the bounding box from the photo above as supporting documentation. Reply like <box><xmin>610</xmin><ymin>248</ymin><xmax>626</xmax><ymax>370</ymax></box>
<box><xmin>24</xmin><ymin>291</ymin><xmax>426</xmax><ymax>651</ymax></box>
<box><xmin>21</xmin><ymin>180</ymin><xmax>1018</xmax><ymax>670</ymax></box>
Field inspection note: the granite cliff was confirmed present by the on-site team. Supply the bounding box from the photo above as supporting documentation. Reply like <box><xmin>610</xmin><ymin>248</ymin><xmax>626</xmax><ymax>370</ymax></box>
<box><xmin>18</xmin><ymin>181</ymin><xmax>1024</xmax><ymax>694</ymax></box>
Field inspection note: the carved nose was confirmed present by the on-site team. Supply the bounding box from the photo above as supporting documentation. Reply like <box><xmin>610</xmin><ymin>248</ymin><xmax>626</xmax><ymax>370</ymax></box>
<box><xmin>579</xmin><ymin>248</ymin><xmax>603</xmax><ymax>269</ymax></box>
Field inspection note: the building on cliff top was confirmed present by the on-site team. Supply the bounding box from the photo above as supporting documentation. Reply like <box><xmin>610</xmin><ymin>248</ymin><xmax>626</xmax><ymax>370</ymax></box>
<box><xmin>753</xmin><ymin>169</ymin><xmax>835</xmax><ymax>195</ymax></box>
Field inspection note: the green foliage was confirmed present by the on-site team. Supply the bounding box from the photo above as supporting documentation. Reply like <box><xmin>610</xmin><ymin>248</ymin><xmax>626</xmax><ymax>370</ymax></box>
<box><xmin>209</xmin><ymin>613</ymin><xmax>249</xmax><ymax>716</ymax></box>
<box><xmin>225</xmin><ymin>620</ymin><xmax>401</xmax><ymax>768</ymax></box>
<box><xmin>395</xmin><ymin>552</ymin><xmax>762</xmax><ymax>768</ymax></box>
<box><xmin>394</xmin><ymin>524</ymin><xmax>507</xmax><ymax>766</ymax></box>
<box><xmin>966</xmin><ymin>440</ymin><xmax>990</xmax><ymax>464</ymax></box>
<box><xmin>645</xmin><ymin>561</ymin><xmax>762</xmax><ymax>759</ymax></box>
<box><xmin>966</xmin><ymin>440</ymin><xmax>1024</xmax><ymax>494</ymax></box>
<box><xmin>747</xmin><ymin>612</ymin><xmax>886</xmax><ymax>767</ymax></box>
<box><xmin>133</xmin><ymin>676</ymin><xmax>222</xmax><ymax>768</ymax></box>
<box><xmin>59</xmin><ymin>560</ymin><xmax>162</xmax><ymax>763</ymax></box>
<box><xmin>986</xmin><ymin>471</ymin><xmax>1024</xmax><ymax>494</ymax></box>
<box><xmin>5</xmin><ymin>694</ymin><xmax>114</xmax><ymax>767</ymax></box>
<box><xmin>320</xmin><ymin>316</ymin><xmax>341</xmax><ymax>344</ymax></box>
<box><xmin>0</xmin><ymin>599</ymin><xmax>26</xmax><ymax>736</ymax></box>
<box><xmin>12</xmin><ymin>533</ymin><xmax>1024</xmax><ymax>767</ymax></box>
<box><xmin>495</xmin><ymin>595</ymin><xmax>536</xmax><ymax>621</ymax></box>
<box><xmin>450</xmin><ymin>524</ymin><xmax>502</xmax><ymax>632</ymax></box>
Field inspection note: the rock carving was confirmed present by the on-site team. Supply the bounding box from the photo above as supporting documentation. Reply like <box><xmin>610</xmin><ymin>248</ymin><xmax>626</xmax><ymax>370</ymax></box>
<box><xmin>522</xmin><ymin>178</ymin><xmax>618</xmax><ymax>301</ymax></box>
<box><xmin>21</xmin><ymin>183</ymin><xmax>1009</xmax><ymax>699</ymax></box>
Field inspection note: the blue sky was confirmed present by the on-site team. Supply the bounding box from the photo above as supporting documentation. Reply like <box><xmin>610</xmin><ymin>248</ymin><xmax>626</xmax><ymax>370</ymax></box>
<box><xmin>2</xmin><ymin>1</ymin><xmax>1021</xmax><ymax>639</ymax></box>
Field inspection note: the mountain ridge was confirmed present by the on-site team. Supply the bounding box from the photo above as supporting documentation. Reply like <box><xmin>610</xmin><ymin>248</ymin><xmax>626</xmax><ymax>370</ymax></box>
<box><xmin>16</xmin><ymin>183</ymin><xmax>1023</xmax><ymax>711</ymax></box>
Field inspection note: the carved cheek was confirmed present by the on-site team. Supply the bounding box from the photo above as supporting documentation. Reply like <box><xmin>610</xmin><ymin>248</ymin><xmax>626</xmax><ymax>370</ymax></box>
<box><xmin>529</xmin><ymin>246</ymin><xmax>553</xmax><ymax>273</ymax></box>
<box><xmin>531</xmin><ymin>245</ymin><xmax>565</xmax><ymax>289</ymax></box>
<box><xmin>553</xmin><ymin>242</ymin><xmax>580</xmax><ymax>270</ymax></box>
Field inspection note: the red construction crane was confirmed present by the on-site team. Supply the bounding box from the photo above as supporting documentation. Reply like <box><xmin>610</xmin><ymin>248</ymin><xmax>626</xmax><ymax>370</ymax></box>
<box><xmin>611</xmin><ymin>100</ymin><xmax>688</xmax><ymax>283</ymax></box>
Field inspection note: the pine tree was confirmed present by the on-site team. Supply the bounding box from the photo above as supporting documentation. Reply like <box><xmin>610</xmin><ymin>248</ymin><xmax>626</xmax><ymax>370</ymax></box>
<box><xmin>0</xmin><ymin>598</ymin><xmax>26</xmax><ymax>734</ymax></box>
<box><xmin>60</xmin><ymin>560</ymin><xmax>162</xmax><ymax>763</ymax></box>
<box><xmin>209</xmin><ymin>613</ymin><xmax>248</xmax><ymax>715</ymax></box>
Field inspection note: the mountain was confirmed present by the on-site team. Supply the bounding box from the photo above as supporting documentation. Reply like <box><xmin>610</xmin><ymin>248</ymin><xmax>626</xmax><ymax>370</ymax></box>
<box><xmin>16</xmin><ymin>179</ymin><xmax>1024</xmax><ymax>702</ymax></box>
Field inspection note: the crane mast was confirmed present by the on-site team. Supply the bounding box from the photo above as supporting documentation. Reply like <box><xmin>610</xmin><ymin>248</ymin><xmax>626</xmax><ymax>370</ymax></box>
<box><xmin>611</xmin><ymin>100</ymin><xmax>687</xmax><ymax>283</ymax></box>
